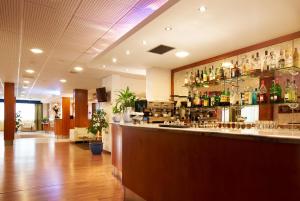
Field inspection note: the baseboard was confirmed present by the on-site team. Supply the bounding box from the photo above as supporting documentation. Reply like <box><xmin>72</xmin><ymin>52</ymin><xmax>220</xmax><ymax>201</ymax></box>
<box><xmin>124</xmin><ymin>187</ymin><xmax>146</xmax><ymax>201</ymax></box>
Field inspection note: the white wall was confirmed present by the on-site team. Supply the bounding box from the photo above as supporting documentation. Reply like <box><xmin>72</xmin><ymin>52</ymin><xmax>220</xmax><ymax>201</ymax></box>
<box><xmin>97</xmin><ymin>74</ymin><xmax>146</xmax><ymax>152</ymax></box>
<box><xmin>146</xmin><ymin>67</ymin><xmax>171</xmax><ymax>101</ymax></box>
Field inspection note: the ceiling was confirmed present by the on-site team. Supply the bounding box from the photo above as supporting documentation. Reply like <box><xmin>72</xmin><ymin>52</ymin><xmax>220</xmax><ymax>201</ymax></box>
<box><xmin>90</xmin><ymin>0</ymin><xmax>300</xmax><ymax>70</ymax></box>
<box><xmin>1</xmin><ymin>0</ymin><xmax>300</xmax><ymax>102</ymax></box>
<box><xmin>0</xmin><ymin>0</ymin><xmax>172</xmax><ymax>102</ymax></box>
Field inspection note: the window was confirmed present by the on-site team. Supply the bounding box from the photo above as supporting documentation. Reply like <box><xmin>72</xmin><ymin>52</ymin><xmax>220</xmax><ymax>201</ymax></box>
<box><xmin>16</xmin><ymin>103</ymin><xmax>35</xmax><ymax>121</ymax></box>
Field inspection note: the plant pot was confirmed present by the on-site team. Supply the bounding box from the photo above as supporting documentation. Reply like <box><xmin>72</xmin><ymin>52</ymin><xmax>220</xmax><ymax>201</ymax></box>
<box><xmin>89</xmin><ymin>141</ymin><xmax>103</xmax><ymax>155</ymax></box>
<box><xmin>112</xmin><ymin>114</ymin><xmax>121</xmax><ymax>122</ymax></box>
<box><xmin>123</xmin><ymin>107</ymin><xmax>133</xmax><ymax>123</ymax></box>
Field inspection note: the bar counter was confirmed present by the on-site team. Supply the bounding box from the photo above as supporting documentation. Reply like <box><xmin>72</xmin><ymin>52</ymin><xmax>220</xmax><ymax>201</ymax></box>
<box><xmin>111</xmin><ymin>123</ymin><xmax>300</xmax><ymax>201</ymax></box>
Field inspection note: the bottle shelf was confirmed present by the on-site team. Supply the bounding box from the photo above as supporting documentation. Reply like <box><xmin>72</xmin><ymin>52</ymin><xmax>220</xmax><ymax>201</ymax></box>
<box><xmin>186</xmin><ymin>101</ymin><xmax>299</xmax><ymax>110</ymax></box>
<box><xmin>183</xmin><ymin>66</ymin><xmax>300</xmax><ymax>90</ymax></box>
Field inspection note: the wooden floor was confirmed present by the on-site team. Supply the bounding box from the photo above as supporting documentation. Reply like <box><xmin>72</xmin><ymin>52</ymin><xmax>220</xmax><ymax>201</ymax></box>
<box><xmin>0</xmin><ymin>136</ymin><xmax>123</xmax><ymax>201</ymax></box>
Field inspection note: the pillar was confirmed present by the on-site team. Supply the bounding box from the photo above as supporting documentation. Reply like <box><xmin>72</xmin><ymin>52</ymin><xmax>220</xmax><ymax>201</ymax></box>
<box><xmin>61</xmin><ymin>97</ymin><xmax>70</xmax><ymax>136</ymax></box>
<box><xmin>73</xmin><ymin>89</ymin><xmax>88</xmax><ymax>127</ymax></box>
<box><xmin>146</xmin><ymin>67</ymin><xmax>171</xmax><ymax>101</ymax></box>
<box><xmin>4</xmin><ymin>82</ymin><xmax>15</xmax><ymax>145</ymax></box>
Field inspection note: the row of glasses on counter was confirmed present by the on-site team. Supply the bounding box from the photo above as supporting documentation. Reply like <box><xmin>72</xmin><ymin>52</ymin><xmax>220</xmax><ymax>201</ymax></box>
<box><xmin>190</xmin><ymin>121</ymin><xmax>279</xmax><ymax>130</ymax></box>
<box><xmin>184</xmin><ymin>47</ymin><xmax>299</xmax><ymax>87</ymax></box>
<box><xmin>187</xmin><ymin>78</ymin><xmax>298</xmax><ymax>107</ymax></box>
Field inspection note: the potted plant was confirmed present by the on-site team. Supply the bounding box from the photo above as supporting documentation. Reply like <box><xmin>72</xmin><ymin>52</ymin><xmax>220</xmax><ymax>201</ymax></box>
<box><xmin>112</xmin><ymin>105</ymin><xmax>121</xmax><ymax>122</ymax></box>
<box><xmin>87</xmin><ymin>109</ymin><xmax>108</xmax><ymax>155</ymax></box>
<box><xmin>115</xmin><ymin>87</ymin><xmax>136</xmax><ymax>123</ymax></box>
<box><xmin>41</xmin><ymin>117</ymin><xmax>49</xmax><ymax>124</ymax></box>
<box><xmin>52</xmin><ymin>104</ymin><xmax>60</xmax><ymax>119</ymax></box>
<box><xmin>16</xmin><ymin>111</ymin><xmax>22</xmax><ymax>132</ymax></box>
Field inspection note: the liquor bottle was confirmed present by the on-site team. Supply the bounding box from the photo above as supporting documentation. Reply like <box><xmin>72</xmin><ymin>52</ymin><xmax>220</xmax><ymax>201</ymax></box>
<box><xmin>195</xmin><ymin>70</ymin><xmax>201</xmax><ymax>84</ymax></box>
<box><xmin>262</xmin><ymin>50</ymin><xmax>269</xmax><ymax>71</ymax></box>
<box><xmin>210</xmin><ymin>66</ymin><xmax>216</xmax><ymax>81</ymax></box>
<box><xmin>226</xmin><ymin>88</ymin><xmax>231</xmax><ymax>106</ymax></box>
<box><xmin>210</xmin><ymin>94</ymin><xmax>215</xmax><ymax>107</ymax></box>
<box><xmin>200</xmin><ymin>70</ymin><xmax>204</xmax><ymax>83</ymax></box>
<box><xmin>284</xmin><ymin>79</ymin><xmax>291</xmax><ymax>102</ymax></box>
<box><xmin>239</xmin><ymin>90</ymin><xmax>245</xmax><ymax>105</ymax></box>
<box><xmin>275</xmin><ymin>79</ymin><xmax>282</xmax><ymax>103</ymax></box>
<box><xmin>270</xmin><ymin>80</ymin><xmax>276</xmax><ymax>103</ymax></box>
<box><xmin>203</xmin><ymin>67</ymin><xmax>208</xmax><ymax>82</ymax></box>
<box><xmin>285</xmin><ymin>49</ymin><xmax>293</xmax><ymax>67</ymax></box>
<box><xmin>215</xmin><ymin>93</ymin><xmax>220</xmax><ymax>106</ymax></box>
<box><xmin>220</xmin><ymin>89</ymin><xmax>227</xmax><ymax>106</ymax></box>
<box><xmin>219</xmin><ymin>66</ymin><xmax>225</xmax><ymax>80</ymax></box>
<box><xmin>259</xmin><ymin>80</ymin><xmax>268</xmax><ymax>104</ymax></box>
<box><xmin>255</xmin><ymin>52</ymin><xmax>260</xmax><ymax>71</ymax></box>
<box><xmin>203</xmin><ymin>92</ymin><xmax>210</xmax><ymax>107</ymax></box>
<box><xmin>231</xmin><ymin>61</ymin><xmax>237</xmax><ymax>78</ymax></box>
<box><xmin>230</xmin><ymin>87</ymin><xmax>237</xmax><ymax>105</ymax></box>
<box><xmin>250</xmin><ymin>54</ymin><xmax>256</xmax><ymax>76</ymax></box>
<box><xmin>244</xmin><ymin>87</ymin><xmax>252</xmax><ymax>105</ymax></box>
<box><xmin>252</xmin><ymin>88</ymin><xmax>258</xmax><ymax>105</ymax></box>
<box><xmin>208</xmin><ymin>67</ymin><xmax>212</xmax><ymax>82</ymax></box>
<box><xmin>187</xmin><ymin>90</ymin><xmax>192</xmax><ymax>107</ymax></box>
<box><xmin>291</xmin><ymin>80</ymin><xmax>298</xmax><ymax>102</ymax></box>
<box><xmin>184</xmin><ymin>72</ymin><xmax>189</xmax><ymax>85</ymax></box>
<box><xmin>278</xmin><ymin>49</ymin><xmax>285</xmax><ymax>69</ymax></box>
<box><xmin>293</xmin><ymin>48</ymin><xmax>299</xmax><ymax>67</ymax></box>
<box><xmin>193</xmin><ymin>91</ymin><xmax>201</xmax><ymax>106</ymax></box>
<box><xmin>244</xmin><ymin>88</ymin><xmax>249</xmax><ymax>105</ymax></box>
<box><xmin>269</xmin><ymin>51</ymin><xmax>277</xmax><ymax>70</ymax></box>
<box><xmin>190</xmin><ymin>71</ymin><xmax>195</xmax><ymax>85</ymax></box>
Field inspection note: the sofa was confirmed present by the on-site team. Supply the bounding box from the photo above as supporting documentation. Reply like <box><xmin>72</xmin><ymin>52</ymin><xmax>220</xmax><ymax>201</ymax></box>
<box><xmin>69</xmin><ymin>127</ymin><xmax>95</xmax><ymax>142</ymax></box>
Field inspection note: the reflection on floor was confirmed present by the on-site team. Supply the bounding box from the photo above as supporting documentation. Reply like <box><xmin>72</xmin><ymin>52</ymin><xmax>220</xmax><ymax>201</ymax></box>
<box><xmin>0</xmin><ymin>133</ymin><xmax>123</xmax><ymax>201</ymax></box>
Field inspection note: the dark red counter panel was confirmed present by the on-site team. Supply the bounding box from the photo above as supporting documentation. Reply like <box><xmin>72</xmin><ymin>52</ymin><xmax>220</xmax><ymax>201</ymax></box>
<box><xmin>122</xmin><ymin>127</ymin><xmax>300</xmax><ymax>201</ymax></box>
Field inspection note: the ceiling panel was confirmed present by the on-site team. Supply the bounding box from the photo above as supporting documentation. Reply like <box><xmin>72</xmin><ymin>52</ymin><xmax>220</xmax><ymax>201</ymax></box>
<box><xmin>0</xmin><ymin>0</ymin><xmax>21</xmax><ymax>33</ymax></box>
<box><xmin>75</xmin><ymin>0</ymin><xmax>140</xmax><ymax>24</ymax></box>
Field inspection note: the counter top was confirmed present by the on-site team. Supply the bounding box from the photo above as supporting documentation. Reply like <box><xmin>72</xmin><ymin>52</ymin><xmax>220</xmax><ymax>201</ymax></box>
<box><xmin>112</xmin><ymin>122</ymin><xmax>300</xmax><ymax>144</ymax></box>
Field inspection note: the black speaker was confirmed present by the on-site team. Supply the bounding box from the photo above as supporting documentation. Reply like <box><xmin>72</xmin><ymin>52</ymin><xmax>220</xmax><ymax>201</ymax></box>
<box><xmin>96</xmin><ymin>87</ymin><xmax>107</xmax><ymax>102</ymax></box>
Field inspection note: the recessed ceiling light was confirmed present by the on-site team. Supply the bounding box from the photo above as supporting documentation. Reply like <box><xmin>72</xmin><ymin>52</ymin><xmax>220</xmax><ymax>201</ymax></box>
<box><xmin>25</xmin><ymin>69</ymin><xmax>35</xmax><ymax>74</ymax></box>
<box><xmin>198</xmin><ymin>6</ymin><xmax>207</xmax><ymax>13</ymax></box>
<box><xmin>112</xmin><ymin>58</ymin><xmax>117</xmax><ymax>63</ymax></box>
<box><xmin>142</xmin><ymin>40</ymin><xmax>147</xmax><ymax>45</ymax></box>
<box><xmin>30</xmin><ymin>48</ymin><xmax>43</xmax><ymax>54</ymax></box>
<box><xmin>60</xmin><ymin>79</ymin><xmax>67</xmax><ymax>83</ymax></box>
<box><xmin>165</xmin><ymin>26</ymin><xmax>172</xmax><ymax>31</ymax></box>
<box><xmin>73</xmin><ymin>66</ymin><xmax>83</xmax><ymax>72</ymax></box>
<box><xmin>126</xmin><ymin>68</ymin><xmax>129</xmax><ymax>72</ymax></box>
<box><xmin>175</xmin><ymin>51</ymin><xmax>190</xmax><ymax>58</ymax></box>
<box><xmin>126</xmin><ymin>50</ymin><xmax>130</xmax><ymax>55</ymax></box>
<box><xmin>22</xmin><ymin>86</ymin><xmax>29</xmax><ymax>89</ymax></box>
<box><xmin>23</xmin><ymin>80</ymin><xmax>30</xmax><ymax>84</ymax></box>
<box><xmin>102</xmin><ymin>65</ymin><xmax>106</xmax><ymax>68</ymax></box>
<box><xmin>21</xmin><ymin>91</ymin><xmax>26</xmax><ymax>94</ymax></box>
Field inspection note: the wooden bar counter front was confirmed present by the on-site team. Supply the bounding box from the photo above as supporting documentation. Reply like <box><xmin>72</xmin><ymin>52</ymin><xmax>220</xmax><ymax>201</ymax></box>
<box><xmin>111</xmin><ymin>123</ymin><xmax>300</xmax><ymax>201</ymax></box>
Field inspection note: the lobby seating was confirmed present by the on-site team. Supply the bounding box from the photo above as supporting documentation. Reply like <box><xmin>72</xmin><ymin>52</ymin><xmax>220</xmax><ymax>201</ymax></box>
<box><xmin>20</xmin><ymin>121</ymin><xmax>35</xmax><ymax>131</ymax></box>
<box><xmin>69</xmin><ymin>127</ymin><xmax>95</xmax><ymax>142</ymax></box>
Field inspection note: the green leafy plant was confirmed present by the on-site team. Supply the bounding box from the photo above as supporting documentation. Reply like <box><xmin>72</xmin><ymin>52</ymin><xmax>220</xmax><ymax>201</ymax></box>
<box><xmin>115</xmin><ymin>87</ymin><xmax>136</xmax><ymax>112</ymax></box>
<box><xmin>16</xmin><ymin>111</ymin><xmax>22</xmax><ymax>130</ymax></box>
<box><xmin>42</xmin><ymin>117</ymin><xmax>49</xmax><ymax>123</ymax></box>
<box><xmin>87</xmin><ymin>109</ymin><xmax>108</xmax><ymax>141</ymax></box>
<box><xmin>112</xmin><ymin>105</ymin><xmax>121</xmax><ymax>114</ymax></box>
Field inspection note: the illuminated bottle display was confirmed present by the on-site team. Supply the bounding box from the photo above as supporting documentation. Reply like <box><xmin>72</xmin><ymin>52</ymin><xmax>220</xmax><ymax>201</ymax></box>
<box><xmin>259</xmin><ymin>80</ymin><xmax>268</xmax><ymax>104</ymax></box>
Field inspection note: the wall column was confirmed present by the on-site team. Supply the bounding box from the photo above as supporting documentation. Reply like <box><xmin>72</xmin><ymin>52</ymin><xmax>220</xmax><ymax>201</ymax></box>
<box><xmin>73</xmin><ymin>89</ymin><xmax>88</xmax><ymax>127</ymax></box>
<box><xmin>61</xmin><ymin>97</ymin><xmax>70</xmax><ymax>136</ymax></box>
<box><xmin>146</xmin><ymin>67</ymin><xmax>171</xmax><ymax>101</ymax></box>
<box><xmin>4</xmin><ymin>82</ymin><xmax>15</xmax><ymax>145</ymax></box>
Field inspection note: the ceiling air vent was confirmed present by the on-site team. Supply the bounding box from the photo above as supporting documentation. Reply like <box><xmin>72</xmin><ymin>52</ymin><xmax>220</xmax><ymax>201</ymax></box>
<box><xmin>148</xmin><ymin>44</ymin><xmax>175</xmax><ymax>55</ymax></box>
